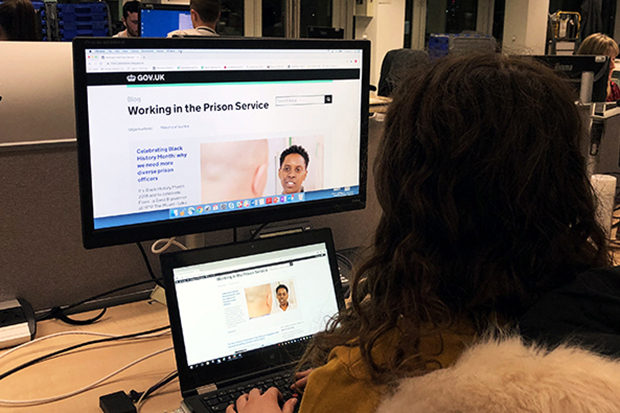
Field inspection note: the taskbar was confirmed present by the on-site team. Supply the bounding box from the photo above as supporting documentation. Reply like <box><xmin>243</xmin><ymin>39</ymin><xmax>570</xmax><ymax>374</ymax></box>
<box><xmin>94</xmin><ymin>186</ymin><xmax>359</xmax><ymax>229</ymax></box>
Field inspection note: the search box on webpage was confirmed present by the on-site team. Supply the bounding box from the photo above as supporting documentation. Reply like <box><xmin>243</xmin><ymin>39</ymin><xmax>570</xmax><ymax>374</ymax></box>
<box><xmin>275</xmin><ymin>95</ymin><xmax>332</xmax><ymax>106</ymax></box>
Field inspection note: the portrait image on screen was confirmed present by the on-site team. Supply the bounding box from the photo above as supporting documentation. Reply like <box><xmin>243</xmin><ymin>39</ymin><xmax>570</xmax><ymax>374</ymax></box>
<box><xmin>140</xmin><ymin>4</ymin><xmax>192</xmax><ymax>38</ymax></box>
<box><xmin>72</xmin><ymin>37</ymin><xmax>370</xmax><ymax>248</ymax></box>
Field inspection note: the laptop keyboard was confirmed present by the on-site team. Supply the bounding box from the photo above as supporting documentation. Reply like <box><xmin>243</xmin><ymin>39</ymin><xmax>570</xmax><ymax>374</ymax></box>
<box><xmin>201</xmin><ymin>371</ymin><xmax>300</xmax><ymax>412</ymax></box>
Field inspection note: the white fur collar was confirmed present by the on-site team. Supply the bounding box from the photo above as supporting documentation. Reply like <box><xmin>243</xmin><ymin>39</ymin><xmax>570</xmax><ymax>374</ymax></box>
<box><xmin>377</xmin><ymin>337</ymin><xmax>620</xmax><ymax>412</ymax></box>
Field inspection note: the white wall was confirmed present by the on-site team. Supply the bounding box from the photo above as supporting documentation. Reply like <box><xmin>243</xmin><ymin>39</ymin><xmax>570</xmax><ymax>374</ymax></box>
<box><xmin>354</xmin><ymin>0</ymin><xmax>406</xmax><ymax>87</ymax></box>
<box><xmin>503</xmin><ymin>0</ymin><xmax>550</xmax><ymax>54</ymax></box>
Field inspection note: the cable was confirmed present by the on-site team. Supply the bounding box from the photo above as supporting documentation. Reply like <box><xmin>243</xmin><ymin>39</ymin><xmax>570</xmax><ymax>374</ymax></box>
<box><xmin>40</xmin><ymin>241</ymin><xmax>168</xmax><ymax>323</ymax></box>
<box><xmin>49</xmin><ymin>306</ymin><xmax>107</xmax><ymax>326</ymax></box>
<box><xmin>250</xmin><ymin>223</ymin><xmax>270</xmax><ymax>240</ymax></box>
<box><xmin>336</xmin><ymin>252</ymin><xmax>354</xmax><ymax>271</ymax></box>
<box><xmin>0</xmin><ymin>329</ymin><xmax>170</xmax><ymax>364</ymax></box>
<box><xmin>36</xmin><ymin>279</ymin><xmax>161</xmax><ymax>322</ymax></box>
<box><xmin>0</xmin><ymin>325</ymin><xmax>170</xmax><ymax>382</ymax></box>
<box><xmin>151</xmin><ymin>238</ymin><xmax>188</xmax><ymax>254</ymax></box>
<box><xmin>137</xmin><ymin>242</ymin><xmax>164</xmax><ymax>287</ymax></box>
<box><xmin>136</xmin><ymin>370</ymin><xmax>179</xmax><ymax>412</ymax></box>
<box><xmin>0</xmin><ymin>346</ymin><xmax>173</xmax><ymax>406</ymax></box>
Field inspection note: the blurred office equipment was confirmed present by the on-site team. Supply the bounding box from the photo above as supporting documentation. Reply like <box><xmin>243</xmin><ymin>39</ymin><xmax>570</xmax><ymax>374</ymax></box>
<box><xmin>307</xmin><ymin>26</ymin><xmax>344</xmax><ymax>39</ymax></box>
<box><xmin>140</xmin><ymin>3</ymin><xmax>191</xmax><ymax>37</ymax></box>
<box><xmin>533</xmin><ymin>54</ymin><xmax>610</xmax><ymax>103</ymax></box>
<box><xmin>0</xmin><ymin>42</ymin><xmax>75</xmax><ymax>145</ymax></box>
<box><xmin>428</xmin><ymin>33</ymin><xmax>496</xmax><ymax>61</ymax></box>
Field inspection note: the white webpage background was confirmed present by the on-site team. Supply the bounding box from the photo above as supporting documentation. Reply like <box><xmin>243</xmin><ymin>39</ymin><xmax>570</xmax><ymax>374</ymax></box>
<box><xmin>172</xmin><ymin>243</ymin><xmax>339</xmax><ymax>367</ymax></box>
<box><xmin>87</xmin><ymin>79</ymin><xmax>361</xmax><ymax>218</ymax></box>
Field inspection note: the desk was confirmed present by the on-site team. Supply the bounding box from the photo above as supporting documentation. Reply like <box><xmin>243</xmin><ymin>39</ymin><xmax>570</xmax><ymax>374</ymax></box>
<box><xmin>0</xmin><ymin>301</ymin><xmax>181</xmax><ymax>413</ymax></box>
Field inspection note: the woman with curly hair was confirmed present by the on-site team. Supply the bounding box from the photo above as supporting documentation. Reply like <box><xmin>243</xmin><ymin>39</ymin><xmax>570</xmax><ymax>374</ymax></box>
<box><xmin>227</xmin><ymin>53</ymin><xmax>620</xmax><ymax>413</ymax></box>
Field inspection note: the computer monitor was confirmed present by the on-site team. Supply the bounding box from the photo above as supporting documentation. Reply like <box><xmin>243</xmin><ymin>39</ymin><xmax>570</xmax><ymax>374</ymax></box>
<box><xmin>533</xmin><ymin>55</ymin><xmax>610</xmax><ymax>103</ymax></box>
<box><xmin>72</xmin><ymin>37</ymin><xmax>370</xmax><ymax>249</ymax></box>
<box><xmin>140</xmin><ymin>4</ymin><xmax>192</xmax><ymax>38</ymax></box>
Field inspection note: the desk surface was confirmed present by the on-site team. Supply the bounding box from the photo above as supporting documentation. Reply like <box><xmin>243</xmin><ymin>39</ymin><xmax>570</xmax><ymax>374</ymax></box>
<box><xmin>3</xmin><ymin>246</ymin><xmax>620</xmax><ymax>413</ymax></box>
<box><xmin>0</xmin><ymin>300</ymin><xmax>181</xmax><ymax>413</ymax></box>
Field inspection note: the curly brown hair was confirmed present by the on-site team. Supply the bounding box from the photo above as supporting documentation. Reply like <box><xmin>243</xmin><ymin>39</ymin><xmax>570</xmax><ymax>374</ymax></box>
<box><xmin>301</xmin><ymin>53</ymin><xmax>611</xmax><ymax>384</ymax></box>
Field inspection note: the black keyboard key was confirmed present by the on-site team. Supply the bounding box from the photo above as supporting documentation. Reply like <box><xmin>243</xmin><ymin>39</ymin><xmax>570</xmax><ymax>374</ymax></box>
<box><xmin>211</xmin><ymin>403</ymin><xmax>229</xmax><ymax>412</ymax></box>
<box><xmin>205</xmin><ymin>398</ymin><xmax>219</xmax><ymax>407</ymax></box>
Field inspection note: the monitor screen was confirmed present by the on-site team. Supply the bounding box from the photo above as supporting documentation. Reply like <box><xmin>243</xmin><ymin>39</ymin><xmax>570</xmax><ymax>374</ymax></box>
<box><xmin>72</xmin><ymin>37</ymin><xmax>370</xmax><ymax>249</ymax></box>
<box><xmin>140</xmin><ymin>5</ymin><xmax>192</xmax><ymax>38</ymax></box>
<box><xmin>533</xmin><ymin>55</ymin><xmax>610</xmax><ymax>103</ymax></box>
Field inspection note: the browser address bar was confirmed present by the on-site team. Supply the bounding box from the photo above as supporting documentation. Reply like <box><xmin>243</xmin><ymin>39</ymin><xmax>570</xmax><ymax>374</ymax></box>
<box><xmin>275</xmin><ymin>95</ymin><xmax>333</xmax><ymax>106</ymax></box>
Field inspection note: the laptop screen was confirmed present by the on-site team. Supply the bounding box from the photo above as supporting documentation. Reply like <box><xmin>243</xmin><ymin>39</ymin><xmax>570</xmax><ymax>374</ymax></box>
<box><xmin>173</xmin><ymin>242</ymin><xmax>339</xmax><ymax>368</ymax></box>
<box><xmin>161</xmin><ymin>228</ymin><xmax>344</xmax><ymax>395</ymax></box>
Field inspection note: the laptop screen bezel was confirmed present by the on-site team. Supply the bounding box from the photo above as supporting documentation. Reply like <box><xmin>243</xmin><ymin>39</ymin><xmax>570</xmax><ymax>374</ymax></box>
<box><xmin>161</xmin><ymin>228</ymin><xmax>345</xmax><ymax>397</ymax></box>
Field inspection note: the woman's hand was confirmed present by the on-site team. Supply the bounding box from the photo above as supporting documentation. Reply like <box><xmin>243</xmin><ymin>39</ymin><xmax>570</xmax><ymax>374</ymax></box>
<box><xmin>225</xmin><ymin>387</ymin><xmax>298</xmax><ymax>413</ymax></box>
<box><xmin>291</xmin><ymin>369</ymin><xmax>314</xmax><ymax>393</ymax></box>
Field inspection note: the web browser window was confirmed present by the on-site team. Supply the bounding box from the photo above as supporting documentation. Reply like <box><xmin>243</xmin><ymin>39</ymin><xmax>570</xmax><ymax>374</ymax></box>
<box><xmin>82</xmin><ymin>47</ymin><xmax>364</xmax><ymax>230</ymax></box>
<box><xmin>172</xmin><ymin>242</ymin><xmax>338</xmax><ymax>368</ymax></box>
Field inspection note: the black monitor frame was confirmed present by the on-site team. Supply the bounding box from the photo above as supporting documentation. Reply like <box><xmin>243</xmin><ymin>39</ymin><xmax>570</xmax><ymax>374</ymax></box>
<box><xmin>73</xmin><ymin>37</ymin><xmax>370</xmax><ymax>249</ymax></box>
<box><xmin>533</xmin><ymin>55</ymin><xmax>610</xmax><ymax>103</ymax></box>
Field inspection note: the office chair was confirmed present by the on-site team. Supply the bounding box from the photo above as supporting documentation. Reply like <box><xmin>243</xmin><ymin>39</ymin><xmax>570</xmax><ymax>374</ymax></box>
<box><xmin>377</xmin><ymin>49</ymin><xmax>431</xmax><ymax>97</ymax></box>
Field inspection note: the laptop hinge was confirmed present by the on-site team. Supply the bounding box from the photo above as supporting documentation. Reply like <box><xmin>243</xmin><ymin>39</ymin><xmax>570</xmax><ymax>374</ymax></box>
<box><xmin>215</xmin><ymin>362</ymin><xmax>297</xmax><ymax>389</ymax></box>
<box><xmin>196</xmin><ymin>383</ymin><xmax>218</xmax><ymax>395</ymax></box>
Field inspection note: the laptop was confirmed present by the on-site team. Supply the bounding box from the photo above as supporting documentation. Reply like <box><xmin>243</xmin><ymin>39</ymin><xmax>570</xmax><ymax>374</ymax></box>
<box><xmin>161</xmin><ymin>228</ymin><xmax>345</xmax><ymax>413</ymax></box>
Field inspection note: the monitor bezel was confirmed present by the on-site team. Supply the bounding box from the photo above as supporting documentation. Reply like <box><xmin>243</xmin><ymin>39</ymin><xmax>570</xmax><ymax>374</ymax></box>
<box><xmin>73</xmin><ymin>37</ymin><xmax>370</xmax><ymax>249</ymax></box>
<box><xmin>532</xmin><ymin>54</ymin><xmax>611</xmax><ymax>103</ymax></box>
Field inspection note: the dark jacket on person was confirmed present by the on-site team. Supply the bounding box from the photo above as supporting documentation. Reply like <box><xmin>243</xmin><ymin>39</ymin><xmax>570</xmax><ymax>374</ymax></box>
<box><xmin>518</xmin><ymin>266</ymin><xmax>620</xmax><ymax>356</ymax></box>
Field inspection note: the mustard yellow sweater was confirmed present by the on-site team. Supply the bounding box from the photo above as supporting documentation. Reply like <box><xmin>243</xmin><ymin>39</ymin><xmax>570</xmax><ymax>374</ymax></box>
<box><xmin>298</xmin><ymin>327</ymin><xmax>474</xmax><ymax>413</ymax></box>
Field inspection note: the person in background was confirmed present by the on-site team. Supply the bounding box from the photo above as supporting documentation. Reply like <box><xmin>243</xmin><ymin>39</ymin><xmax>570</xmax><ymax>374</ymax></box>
<box><xmin>167</xmin><ymin>0</ymin><xmax>220</xmax><ymax>37</ymax></box>
<box><xmin>226</xmin><ymin>53</ymin><xmax>620</xmax><ymax>413</ymax></box>
<box><xmin>0</xmin><ymin>0</ymin><xmax>39</xmax><ymax>41</ymax></box>
<box><xmin>577</xmin><ymin>33</ymin><xmax>620</xmax><ymax>102</ymax></box>
<box><xmin>113</xmin><ymin>0</ymin><xmax>140</xmax><ymax>38</ymax></box>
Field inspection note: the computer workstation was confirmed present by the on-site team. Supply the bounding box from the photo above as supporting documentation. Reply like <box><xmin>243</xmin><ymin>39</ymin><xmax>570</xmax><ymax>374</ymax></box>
<box><xmin>0</xmin><ymin>37</ymin><xmax>372</xmax><ymax>412</ymax></box>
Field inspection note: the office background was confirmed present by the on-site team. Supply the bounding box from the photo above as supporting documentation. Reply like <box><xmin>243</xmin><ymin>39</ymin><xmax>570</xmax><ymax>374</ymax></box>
<box><xmin>1</xmin><ymin>0</ymin><xmax>619</xmax><ymax>313</ymax></box>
